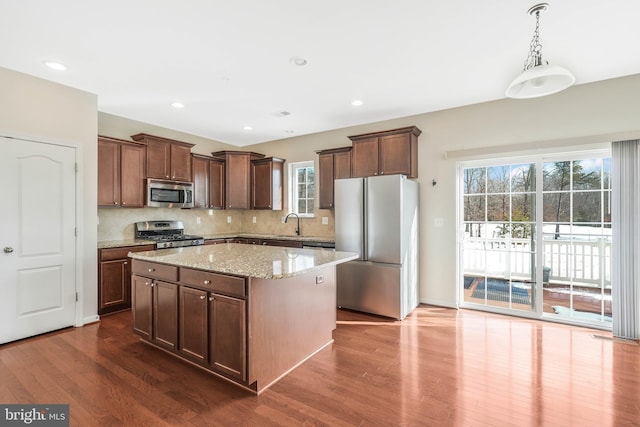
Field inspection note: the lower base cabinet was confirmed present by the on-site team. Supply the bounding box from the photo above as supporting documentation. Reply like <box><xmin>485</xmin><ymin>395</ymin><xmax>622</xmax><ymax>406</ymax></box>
<box><xmin>132</xmin><ymin>275</ymin><xmax>178</xmax><ymax>350</ymax></box>
<box><xmin>132</xmin><ymin>261</ymin><xmax>247</xmax><ymax>384</ymax></box>
<box><xmin>153</xmin><ymin>281</ymin><xmax>178</xmax><ymax>351</ymax></box>
<box><xmin>132</xmin><ymin>274</ymin><xmax>152</xmax><ymax>339</ymax></box>
<box><xmin>179</xmin><ymin>286</ymin><xmax>208</xmax><ymax>363</ymax></box>
<box><xmin>98</xmin><ymin>244</ymin><xmax>155</xmax><ymax>315</ymax></box>
<box><xmin>209</xmin><ymin>294</ymin><xmax>246</xmax><ymax>381</ymax></box>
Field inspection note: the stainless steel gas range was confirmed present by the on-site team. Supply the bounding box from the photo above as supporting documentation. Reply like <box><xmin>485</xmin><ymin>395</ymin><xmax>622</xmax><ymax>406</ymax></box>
<box><xmin>135</xmin><ymin>220</ymin><xmax>204</xmax><ymax>249</ymax></box>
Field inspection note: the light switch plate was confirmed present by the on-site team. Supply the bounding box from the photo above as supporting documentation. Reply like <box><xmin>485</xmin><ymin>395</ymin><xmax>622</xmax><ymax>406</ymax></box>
<box><xmin>252</xmin><ymin>216</ymin><xmax>257</xmax><ymax>224</ymax></box>
<box><xmin>322</xmin><ymin>217</ymin><xmax>329</xmax><ymax>225</ymax></box>
<box><xmin>227</xmin><ymin>216</ymin><xmax>232</xmax><ymax>223</ymax></box>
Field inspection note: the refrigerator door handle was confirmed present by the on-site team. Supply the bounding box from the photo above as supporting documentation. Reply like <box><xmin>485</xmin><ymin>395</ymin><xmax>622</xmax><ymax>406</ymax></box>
<box><xmin>362</xmin><ymin>180</ymin><xmax>368</xmax><ymax>261</ymax></box>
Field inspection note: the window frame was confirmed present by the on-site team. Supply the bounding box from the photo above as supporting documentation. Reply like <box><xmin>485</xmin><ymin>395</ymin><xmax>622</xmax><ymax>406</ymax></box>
<box><xmin>288</xmin><ymin>160</ymin><xmax>315</xmax><ymax>218</ymax></box>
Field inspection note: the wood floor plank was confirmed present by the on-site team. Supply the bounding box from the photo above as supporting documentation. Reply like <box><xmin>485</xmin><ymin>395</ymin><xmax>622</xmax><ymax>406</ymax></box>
<box><xmin>1</xmin><ymin>306</ymin><xmax>639</xmax><ymax>426</ymax></box>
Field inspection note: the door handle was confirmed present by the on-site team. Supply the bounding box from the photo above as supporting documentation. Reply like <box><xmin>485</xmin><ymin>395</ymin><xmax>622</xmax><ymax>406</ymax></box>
<box><xmin>3</xmin><ymin>247</ymin><xmax>13</xmax><ymax>253</ymax></box>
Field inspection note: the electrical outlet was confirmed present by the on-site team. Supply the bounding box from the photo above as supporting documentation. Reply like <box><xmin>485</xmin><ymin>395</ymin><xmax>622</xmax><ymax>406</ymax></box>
<box><xmin>252</xmin><ymin>216</ymin><xmax>257</xmax><ymax>224</ymax></box>
<box><xmin>322</xmin><ymin>217</ymin><xmax>329</xmax><ymax>225</ymax></box>
<box><xmin>196</xmin><ymin>216</ymin><xmax>201</xmax><ymax>224</ymax></box>
<box><xmin>227</xmin><ymin>216</ymin><xmax>232</xmax><ymax>223</ymax></box>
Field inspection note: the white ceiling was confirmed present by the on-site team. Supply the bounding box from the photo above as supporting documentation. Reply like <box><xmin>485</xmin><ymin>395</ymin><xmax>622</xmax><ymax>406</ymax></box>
<box><xmin>2</xmin><ymin>1</ymin><xmax>639</xmax><ymax>146</ymax></box>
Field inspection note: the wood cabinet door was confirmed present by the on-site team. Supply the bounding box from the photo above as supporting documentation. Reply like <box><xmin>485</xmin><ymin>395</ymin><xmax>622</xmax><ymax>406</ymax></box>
<box><xmin>225</xmin><ymin>153</ymin><xmax>250</xmax><ymax>209</ymax></box>
<box><xmin>351</xmin><ymin>137</ymin><xmax>379</xmax><ymax>177</ymax></box>
<box><xmin>170</xmin><ymin>144</ymin><xmax>192</xmax><ymax>182</ymax></box>
<box><xmin>192</xmin><ymin>156</ymin><xmax>210</xmax><ymax>208</ymax></box>
<box><xmin>251</xmin><ymin>160</ymin><xmax>272</xmax><ymax>209</ymax></box>
<box><xmin>379</xmin><ymin>133</ymin><xmax>412</xmax><ymax>176</ymax></box>
<box><xmin>146</xmin><ymin>139</ymin><xmax>171</xmax><ymax>179</ymax></box>
<box><xmin>209</xmin><ymin>294</ymin><xmax>246</xmax><ymax>381</ymax></box>
<box><xmin>318</xmin><ymin>153</ymin><xmax>334</xmax><ymax>209</ymax></box>
<box><xmin>153</xmin><ymin>280</ymin><xmax>178</xmax><ymax>350</ymax></box>
<box><xmin>97</xmin><ymin>138</ymin><xmax>120</xmax><ymax>206</ymax></box>
<box><xmin>99</xmin><ymin>259</ymin><xmax>128</xmax><ymax>314</ymax></box>
<box><xmin>179</xmin><ymin>286</ymin><xmax>209</xmax><ymax>363</ymax></box>
<box><xmin>119</xmin><ymin>143</ymin><xmax>145</xmax><ymax>207</ymax></box>
<box><xmin>132</xmin><ymin>274</ymin><xmax>153</xmax><ymax>339</ymax></box>
<box><xmin>209</xmin><ymin>159</ymin><xmax>225</xmax><ymax>209</ymax></box>
<box><xmin>334</xmin><ymin>150</ymin><xmax>352</xmax><ymax>179</ymax></box>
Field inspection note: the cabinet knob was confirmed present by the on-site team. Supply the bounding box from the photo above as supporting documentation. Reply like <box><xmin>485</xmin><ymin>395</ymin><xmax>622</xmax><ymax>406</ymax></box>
<box><xmin>3</xmin><ymin>247</ymin><xmax>13</xmax><ymax>254</ymax></box>
<box><xmin>380</xmin><ymin>172</ymin><xmax>384</xmax><ymax>175</ymax></box>
<box><xmin>114</xmin><ymin>201</ymin><xmax>119</xmax><ymax>205</ymax></box>
<box><xmin>200</xmin><ymin>295</ymin><xmax>206</xmax><ymax>300</ymax></box>
<box><xmin>262</xmin><ymin>242</ymin><xmax>267</xmax><ymax>245</ymax></box>
<box><xmin>209</xmin><ymin>296</ymin><xmax>214</xmax><ymax>302</ymax></box>
<box><xmin>203</xmin><ymin>280</ymin><xmax>210</xmax><ymax>285</ymax></box>
<box><xmin>148</xmin><ymin>268</ymin><xmax>155</xmax><ymax>272</ymax></box>
<box><xmin>124</xmin><ymin>262</ymin><xmax>128</xmax><ymax>265</ymax></box>
<box><xmin>166</xmin><ymin>175</ymin><xmax>169</xmax><ymax>178</ymax></box>
<box><xmin>145</xmin><ymin>281</ymin><xmax>150</xmax><ymax>286</ymax></box>
<box><xmin>374</xmin><ymin>173</ymin><xmax>378</xmax><ymax>176</ymax></box>
<box><xmin>122</xmin><ymin>202</ymin><xmax>126</xmax><ymax>205</ymax></box>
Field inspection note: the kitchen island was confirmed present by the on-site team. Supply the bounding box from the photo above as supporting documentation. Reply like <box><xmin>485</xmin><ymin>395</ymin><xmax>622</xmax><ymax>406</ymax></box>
<box><xmin>128</xmin><ymin>243</ymin><xmax>357</xmax><ymax>394</ymax></box>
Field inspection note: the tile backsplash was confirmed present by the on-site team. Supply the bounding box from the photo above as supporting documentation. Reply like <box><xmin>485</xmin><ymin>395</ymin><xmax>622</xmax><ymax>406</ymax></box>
<box><xmin>98</xmin><ymin>208</ymin><xmax>334</xmax><ymax>241</ymax></box>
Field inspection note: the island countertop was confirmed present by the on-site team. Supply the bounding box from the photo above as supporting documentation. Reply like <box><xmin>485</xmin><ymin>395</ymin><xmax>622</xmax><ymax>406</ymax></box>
<box><xmin>128</xmin><ymin>243</ymin><xmax>358</xmax><ymax>279</ymax></box>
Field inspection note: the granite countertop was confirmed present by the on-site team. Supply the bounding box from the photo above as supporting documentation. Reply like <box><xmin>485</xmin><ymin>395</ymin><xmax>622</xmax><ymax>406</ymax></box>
<box><xmin>128</xmin><ymin>243</ymin><xmax>357</xmax><ymax>280</ymax></box>
<box><xmin>98</xmin><ymin>239</ymin><xmax>156</xmax><ymax>249</ymax></box>
<box><xmin>98</xmin><ymin>233</ymin><xmax>334</xmax><ymax>249</ymax></box>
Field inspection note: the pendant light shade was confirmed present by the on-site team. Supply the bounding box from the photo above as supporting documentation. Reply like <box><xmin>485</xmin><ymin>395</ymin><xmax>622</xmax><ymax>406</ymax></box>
<box><xmin>506</xmin><ymin>63</ymin><xmax>575</xmax><ymax>99</ymax></box>
<box><xmin>506</xmin><ymin>3</ymin><xmax>574</xmax><ymax>99</ymax></box>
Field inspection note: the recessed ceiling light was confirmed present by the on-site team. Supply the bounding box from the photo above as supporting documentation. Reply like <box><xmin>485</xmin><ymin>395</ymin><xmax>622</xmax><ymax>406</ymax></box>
<box><xmin>243</xmin><ymin>126</ymin><xmax>253</xmax><ymax>131</ymax></box>
<box><xmin>43</xmin><ymin>61</ymin><xmax>67</xmax><ymax>71</ymax></box>
<box><xmin>279</xmin><ymin>111</ymin><xmax>291</xmax><ymax>117</ymax></box>
<box><xmin>289</xmin><ymin>56</ymin><xmax>308</xmax><ymax>67</ymax></box>
<box><xmin>351</xmin><ymin>100</ymin><xmax>364</xmax><ymax>106</ymax></box>
<box><xmin>171</xmin><ymin>102</ymin><xmax>185</xmax><ymax>109</ymax></box>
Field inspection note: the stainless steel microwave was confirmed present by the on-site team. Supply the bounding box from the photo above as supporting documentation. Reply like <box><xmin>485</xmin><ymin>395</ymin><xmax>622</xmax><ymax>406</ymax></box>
<box><xmin>146</xmin><ymin>179</ymin><xmax>194</xmax><ymax>208</ymax></box>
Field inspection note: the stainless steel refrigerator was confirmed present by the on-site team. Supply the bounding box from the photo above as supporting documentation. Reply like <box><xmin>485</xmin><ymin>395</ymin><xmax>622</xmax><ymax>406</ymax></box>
<box><xmin>335</xmin><ymin>174</ymin><xmax>419</xmax><ymax>320</ymax></box>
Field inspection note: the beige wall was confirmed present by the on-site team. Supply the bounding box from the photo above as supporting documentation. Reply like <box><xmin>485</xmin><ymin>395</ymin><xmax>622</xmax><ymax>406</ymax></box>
<box><xmin>0</xmin><ymin>67</ymin><xmax>98</xmax><ymax>323</ymax></box>
<box><xmin>100</xmin><ymin>73</ymin><xmax>640</xmax><ymax>309</ymax></box>
<box><xmin>243</xmin><ymin>73</ymin><xmax>640</xmax><ymax>307</ymax></box>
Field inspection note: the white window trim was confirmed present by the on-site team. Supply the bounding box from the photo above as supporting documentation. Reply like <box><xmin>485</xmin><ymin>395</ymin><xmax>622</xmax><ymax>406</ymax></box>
<box><xmin>288</xmin><ymin>160</ymin><xmax>315</xmax><ymax>218</ymax></box>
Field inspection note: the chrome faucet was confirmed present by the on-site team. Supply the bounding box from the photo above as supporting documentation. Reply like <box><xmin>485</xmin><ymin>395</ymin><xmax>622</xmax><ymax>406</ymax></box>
<box><xmin>284</xmin><ymin>213</ymin><xmax>300</xmax><ymax>236</ymax></box>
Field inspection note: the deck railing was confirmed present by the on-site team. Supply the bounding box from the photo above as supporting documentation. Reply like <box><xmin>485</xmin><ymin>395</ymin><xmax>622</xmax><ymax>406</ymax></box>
<box><xmin>463</xmin><ymin>236</ymin><xmax>611</xmax><ymax>288</ymax></box>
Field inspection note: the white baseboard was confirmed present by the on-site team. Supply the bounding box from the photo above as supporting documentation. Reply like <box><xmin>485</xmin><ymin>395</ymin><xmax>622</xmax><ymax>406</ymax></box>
<box><xmin>420</xmin><ymin>298</ymin><xmax>458</xmax><ymax>309</ymax></box>
<box><xmin>82</xmin><ymin>315</ymin><xmax>100</xmax><ymax>326</ymax></box>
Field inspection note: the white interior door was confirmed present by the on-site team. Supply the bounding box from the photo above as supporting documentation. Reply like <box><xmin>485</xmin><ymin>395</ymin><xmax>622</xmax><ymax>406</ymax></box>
<box><xmin>0</xmin><ymin>137</ymin><xmax>77</xmax><ymax>344</ymax></box>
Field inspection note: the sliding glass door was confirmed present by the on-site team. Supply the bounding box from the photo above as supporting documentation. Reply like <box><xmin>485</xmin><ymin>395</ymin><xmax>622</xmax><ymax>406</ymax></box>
<box><xmin>459</xmin><ymin>152</ymin><xmax>612</xmax><ymax>328</ymax></box>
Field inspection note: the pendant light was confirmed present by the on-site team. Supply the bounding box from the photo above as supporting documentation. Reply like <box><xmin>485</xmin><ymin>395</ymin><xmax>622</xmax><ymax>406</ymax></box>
<box><xmin>506</xmin><ymin>3</ymin><xmax>575</xmax><ymax>99</ymax></box>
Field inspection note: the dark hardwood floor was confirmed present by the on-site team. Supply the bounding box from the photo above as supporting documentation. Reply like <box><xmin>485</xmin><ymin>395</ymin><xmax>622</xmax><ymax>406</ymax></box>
<box><xmin>1</xmin><ymin>306</ymin><xmax>639</xmax><ymax>426</ymax></box>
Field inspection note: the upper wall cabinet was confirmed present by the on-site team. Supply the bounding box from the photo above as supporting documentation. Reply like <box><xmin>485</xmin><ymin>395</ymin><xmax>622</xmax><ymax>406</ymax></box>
<box><xmin>349</xmin><ymin>126</ymin><xmax>421</xmax><ymax>178</ymax></box>
<box><xmin>212</xmin><ymin>151</ymin><xmax>265</xmax><ymax>209</ymax></box>
<box><xmin>251</xmin><ymin>157</ymin><xmax>285</xmax><ymax>210</ymax></box>
<box><xmin>131</xmin><ymin>133</ymin><xmax>194</xmax><ymax>182</ymax></box>
<box><xmin>316</xmin><ymin>147</ymin><xmax>351</xmax><ymax>209</ymax></box>
<box><xmin>98</xmin><ymin>136</ymin><xmax>146</xmax><ymax>207</ymax></box>
<box><xmin>192</xmin><ymin>154</ymin><xmax>225</xmax><ymax>209</ymax></box>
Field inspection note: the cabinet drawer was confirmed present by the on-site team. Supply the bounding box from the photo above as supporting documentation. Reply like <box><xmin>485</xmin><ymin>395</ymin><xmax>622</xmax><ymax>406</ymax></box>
<box><xmin>180</xmin><ymin>268</ymin><xmax>246</xmax><ymax>298</ymax></box>
<box><xmin>132</xmin><ymin>260</ymin><xmax>178</xmax><ymax>282</ymax></box>
<box><xmin>100</xmin><ymin>245</ymin><xmax>155</xmax><ymax>261</ymax></box>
